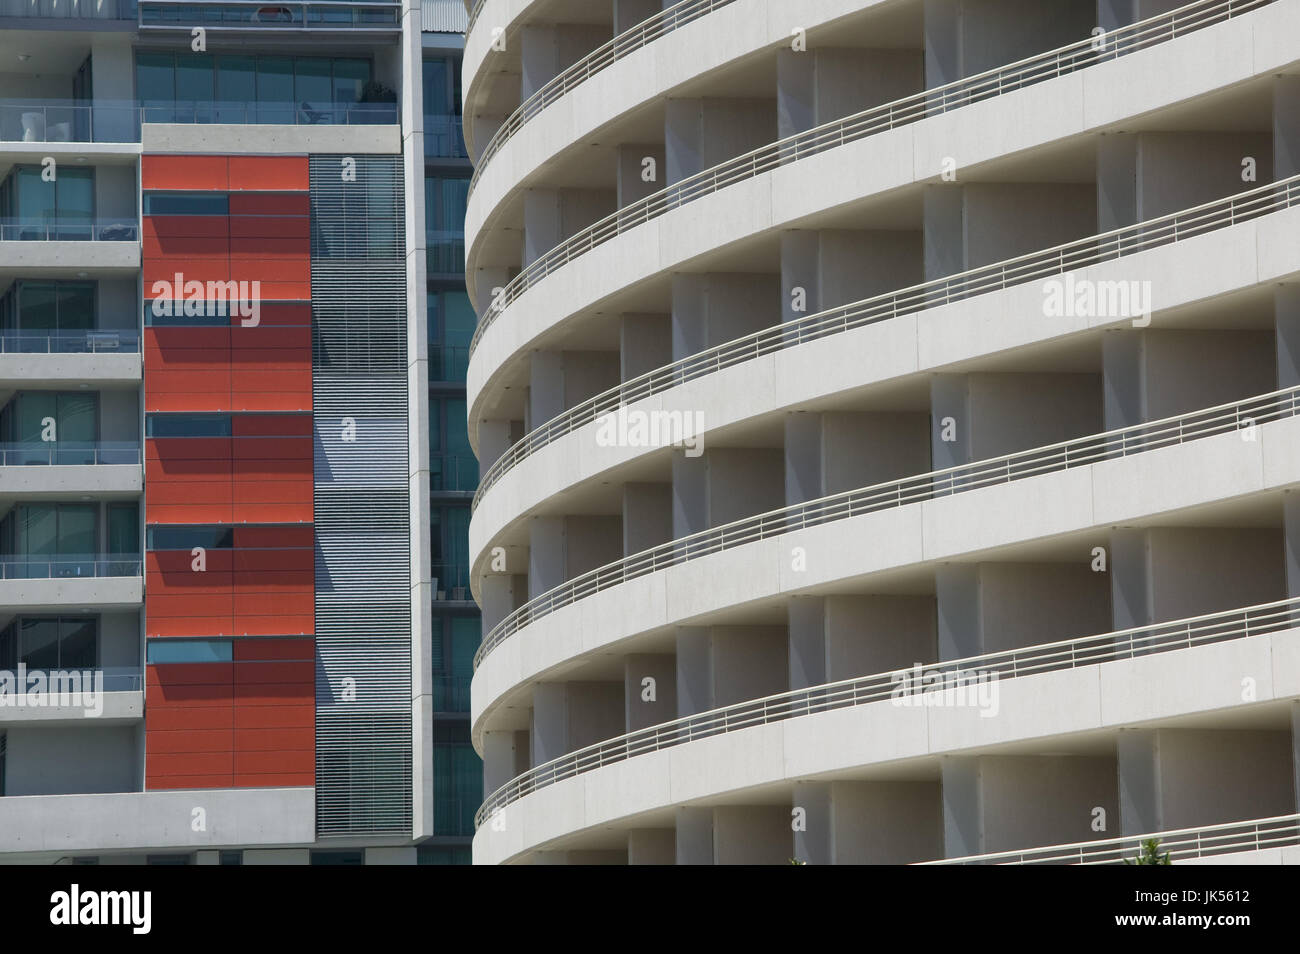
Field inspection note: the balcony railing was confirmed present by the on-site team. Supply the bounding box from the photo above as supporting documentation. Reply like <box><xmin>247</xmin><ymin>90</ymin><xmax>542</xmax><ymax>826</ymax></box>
<box><xmin>0</xmin><ymin>441</ymin><xmax>140</xmax><ymax>466</ymax></box>
<box><xmin>0</xmin><ymin>554</ymin><xmax>143</xmax><ymax>579</ymax></box>
<box><xmin>427</xmin><ymin>232</ymin><xmax>465</xmax><ymax>276</ymax></box>
<box><xmin>432</xmin><ymin>562</ymin><xmax>470</xmax><ymax>599</ymax></box>
<box><xmin>0</xmin><ymin>329</ymin><xmax>141</xmax><ymax>354</ymax></box>
<box><xmin>141</xmin><ymin>100</ymin><xmax>397</xmax><ymax>126</ymax></box>
<box><xmin>0</xmin><ymin>665</ymin><xmax>144</xmax><ymax>694</ymax></box>
<box><xmin>0</xmin><ymin>0</ymin><xmax>135</xmax><ymax>18</ymax></box>
<box><xmin>475</xmin><ymin>596</ymin><xmax>1300</xmax><ymax>827</ymax></box>
<box><xmin>473</xmin><ymin>172</ymin><xmax>1300</xmax><ymax>512</ymax></box>
<box><xmin>0</xmin><ymin>218</ymin><xmax>137</xmax><ymax>242</ymax></box>
<box><xmin>137</xmin><ymin>0</ymin><xmax>399</xmax><ymax>31</ymax></box>
<box><xmin>431</xmin><ymin>453</ymin><xmax>478</xmax><ymax>492</ymax></box>
<box><xmin>0</xmin><ymin>102</ymin><xmax>139</xmax><ymax>144</ymax></box>
<box><xmin>476</xmin><ymin>382</ymin><xmax>1300</xmax><ymax>669</ymax></box>
<box><xmin>923</xmin><ymin>813</ymin><xmax>1300</xmax><ymax>865</ymax></box>
<box><xmin>467</xmin><ymin>0</ymin><xmax>1276</xmax><ymax>353</ymax></box>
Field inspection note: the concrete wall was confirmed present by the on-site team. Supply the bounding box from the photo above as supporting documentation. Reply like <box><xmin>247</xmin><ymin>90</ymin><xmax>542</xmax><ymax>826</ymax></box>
<box><xmin>789</xmin><ymin>594</ymin><xmax>936</xmax><ymax>689</ymax></box>
<box><xmin>4</xmin><ymin>725</ymin><xmax>136</xmax><ymax>795</ymax></box>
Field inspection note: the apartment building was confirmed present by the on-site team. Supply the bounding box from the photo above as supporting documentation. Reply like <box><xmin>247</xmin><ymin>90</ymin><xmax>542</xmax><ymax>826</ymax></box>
<box><xmin>465</xmin><ymin>0</ymin><xmax>1300</xmax><ymax>863</ymax></box>
<box><xmin>0</xmin><ymin>0</ymin><xmax>463</xmax><ymax>864</ymax></box>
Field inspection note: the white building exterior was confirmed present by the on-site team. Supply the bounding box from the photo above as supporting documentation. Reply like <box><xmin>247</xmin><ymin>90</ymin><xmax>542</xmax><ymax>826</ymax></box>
<box><xmin>465</xmin><ymin>0</ymin><xmax>1300</xmax><ymax>864</ymax></box>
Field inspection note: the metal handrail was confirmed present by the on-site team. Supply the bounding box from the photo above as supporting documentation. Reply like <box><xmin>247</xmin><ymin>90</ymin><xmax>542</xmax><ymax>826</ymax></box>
<box><xmin>0</xmin><ymin>441</ymin><xmax>141</xmax><ymax>466</ymax></box>
<box><xmin>0</xmin><ymin>218</ymin><xmax>138</xmax><ymax>242</ymax></box>
<box><xmin>467</xmin><ymin>0</ymin><xmax>1272</xmax><ymax>354</ymax></box>
<box><xmin>474</xmin><ymin>596</ymin><xmax>1300</xmax><ymax>827</ymax></box>
<box><xmin>922</xmin><ymin>812</ymin><xmax>1300</xmax><ymax>864</ymax></box>
<box><xmin>475</xmin><ymin>382</ymin><xmax>1300</xmax><ymax>670</ymax></box>
<box><xmin>0</xmin><ymin>555</ymin><xmax>143</xmax><ymax>579</ymax></box>
<box><xmin>0</xmin><ymin>330</ymin><xmax>141</xmax><ymax>354</ymax></box>
<box><xmin>474</xmin><ymin>171</ymin><xmax>1300</xmax><ymax>512</ymax></box>
<box><xmin>469</xmin><ymin>0</ymin><xmax>739</xmax><ymax>193</ymax></box>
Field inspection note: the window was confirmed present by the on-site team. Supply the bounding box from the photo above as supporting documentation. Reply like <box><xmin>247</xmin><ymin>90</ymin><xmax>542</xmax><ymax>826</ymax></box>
<box><xmin>0</xmin><ymin>281</ymin><xmax>94</xmax><ymax>333</ymax></box>
<box><xmin>0</xmin><ymin>391</ymin><xmax>98</xmax><ymax>464</ymax></box>
<box><xmin>432</xmin><ymin>614</ymin><xmax>479</xmax><ymax>712</ymax></box>
<box><xmin>146</xmin><ymin>640</ymin><xmax>233</xmax><ymax>664</ymax></box>
<box><xmin>428</xmin><ymin>396</ymin><xmax>477</xmax><ymax>492</ymax></box>
<box><xmin>429</xmin><ymin>505</ymin><xmax>471</xmax><ymax>590</ymax></box>
<box><xmin>219</xmin><ymin>851</ymin><xmax>243</xmax><ymax>866</ymax></box>
<box><xmin>422</xmin><ymin>55</ymin><xmax>465</xmax><ymax>158</ymax></box>
<box><xmin>145</xmin><ymin>413</ymin><xmax>232</xmax><ymax>438</ymax></box>
<box><xmin>0</xmin><ymin>167</ymin><xmax>95</xmax><ymax>239</ymax></box>
<box><xmin>428</xmin><ymin>290</ymin><xmax>475</xmax><ymax>382</ymax></box>
<box><xmin>0</xmin><ymin>617</ymin><xmax>98</xmax><ymax>671</ymax></box>
<box><xmin>0</xmin><ymin>504</ymin><xmax>97</xmax><ymax>576</ymax></box>
<box><xmin>143</xmin><ymin>193</ymin><xmax>229</xmax><ymax>216</ymax></box>
<box><xmin>146</xmin><ymin>526</ymin><xmax>234</xmax><ymax>551</ymax></box>
<box><xmin>433</xmin><ymin>723</ymin><xmax>482</xmax><ymax>836</ymax></box>
<box><xmin>424</xmin><ymin>176</ymin><xmax>468</xmax><ymax>275</ymax></box>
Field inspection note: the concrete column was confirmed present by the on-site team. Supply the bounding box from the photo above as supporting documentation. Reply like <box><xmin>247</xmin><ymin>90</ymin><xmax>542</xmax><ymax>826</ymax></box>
<box><xmin>1111</xmin><ymin>527</ymin><xmax>1287</xmax><ymax>629</ymax></box>
<box><xmin>614</xmin><ymin>0</ymin><xmax>665</xmax><ymax>34</ymax></box>
<box><xmin>926</xmin><ymin>0</ymin><xmax>1095</xmax><ymax>87</ymax></box>
<box><xmin>625</xmin><ymin>654</ymin><xmax>677</xmax><ymax>731</ymax></box>
<box><xmin>1276</xmin><ymin>287</ymin><xmax>1300</xmax><ymax>391</ymax></box>
<box><xmin>786</xmin><ymin>411</ymin><xmax>931</xmax><ymax>508</ymax></box>
<box><xmin>778</xmin><ymin>47</ymin><xmax>925</xmax><ymax>140</ymax></box>
<box><xmin>618</xmin><ymin>144</ymin><xmax>667</xmax><ymax>207</ymax></box>
<box><xmin>520</xmin><ymin>23</ymin><xmax>612</xmax><ymax>101</ymax></box>
<box><xmin>620</xmin><ymin>314</ymin><xmax>672</xmax><ymax>381</ymax></box>
<box><xmin>711</xmin><ymin>627</ymin><xmax>788</xmax><ymax>708</ymax></box>
<box><xmin>675</xmin><ymin>628</ymin><xmax>712</xmax><ymax>719</ymax></box>
<box><xmin>523</xmin><ymin>188</ymin><xmax>617</xmax><ymax>268</ymax></box>
<box><xmin>1116</xmin><ymin>728</ymin><xmax>1160</xmax><ymax>836</ymax></box>
<box><xmin>714</xmin><ymin>806</ymin><xmax>791</xmax><ymax>865</ymax></box>
<box><xmin>531</xmin><ymin>682</ymin><xmax>624</xmax><ymax>767</ymax></box>
<box><xmin>923</xmin><ymin>0</ymin><xmax>962</xmax><ymax>92</ymax></box>
<box><xmin>1129</xmin><ymin>133</ymin><xmax>1272</xmax><ymax>221</ymax></box>
<box><xmin>477</xmin><ymin>419</ymin><xmax>521</xmax><ymax>470</ymax></box>
<box><xmin>944</xmin><ymin>755</ymin><xmax>1118</xmax><ymax>858</ymax></box>
<box><xmin>623</xmin><ymin>483</ymin><xmax>672</xmax><ymax>556</ymax></box>
<box><xmin>627</xmin><ymin>829</ymin><xmax>676</xmax><ymax>865</ymax></box>
<box><xmin>675</xmin><ymin>806</ymin><xmax>714</xmax><ymax>865</ymax></box>
<box><xmin>1276</xmin><ymin>76</ymin><xmax>1300</xmax><ymax>180</ymax></box>
<box><xmin>528</xmin><ymin>516</ymin><xmax>566</xmax><ymax>599</ymax></box>
<box><xmin>832</xmin><ymin>781</ymin><xmax>945</xmax><ymax>864</ymax></box>
<box><xmin>529</xmin><ymin>351</ymin><xmax>565</xmax><ymax>430</ymax></box>
<box><xmin>479</xmin><ymin>573</ymin><xmax>527</xmax><ymax>636</ymax></box>
<box><xmin>673</xmin><ymin>447</ymin><xmax>784</xmax><ymax>538</ymax></box>
<box><xmin>665</xmin><ymin>98</ymin><xmax>775</xmax><ymax>185</ymax></box>
<box><xmin>793</xmin><ymin>781</ymin><xmax>832</xmax><ymax>864</ymax></box>
<box><xmin>530</xmin><ymin>350</ymin><xmax>621</xmax><ymax>427</ymax></box>
<box><xmin>1120</xmin><ymin>729</ymin><xmax>1296</xmax><ymax>835</ymax></box>
<box><xmin>791</xmin><ymin>595</ymin><xmax>938</xmax><ymax>688</ymax></box>
<box><xmin>923</xmin><ymin>186</ymin><xmax>965</xmax><ymax>283</ymax></box>
<box><xmin>473</xmin><ymin>265</ymin><xmax>512</xmax><ymax>317</ymax></box>
<box><xmin>671</xmin><ymin>273</ymin><xmax>781</xmax><ymax>361</ymax></box>
<box><xmin>482</xmin><ymin>729</ymin><xmax>528</xmax><ymax>795</ymax></box>
<box><xmin>783</xmin><ymin>230</ymin><xmax>924</xmax><ymax>320</ymax></box>
<box><xmin>1101</xmin><ymin>330</ymin><xmax>1143</xmax><ymax>433</ymax></box>
<box><xmin>1096</xmin><ymin>133</ymin><xmax>1138</xmax><ymax>232</ymax></box>
<box><xmin>1285</xmin><ymin>496</ymin><xmax>1300</xmax><ymax>601</ymax></box>
<box><xmin>90</xmin><ymin>35</ymin><xmax>136</xmax><ymax>143</ymax></box>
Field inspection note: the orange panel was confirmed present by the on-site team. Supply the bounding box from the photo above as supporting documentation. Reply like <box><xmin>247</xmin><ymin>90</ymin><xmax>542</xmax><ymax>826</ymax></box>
<box><xmin>234</xmin><ymin>750</ymin><xmax>313</xmax><ymax>775</ymax></box>
<box><xmin>228</xmin><ymin>192</ymin><xmax>310</xmax><ymax>216</ymax></box>
<box><xmin>232</xmin><ymin>414</ymin><xmax>312</xmax><ymax>437</ymax></box>
<box><xmin>233</xmin><ymin>703</ymin><xmax>314</xmax><ymax>729</ymax></box>
<box><xmin>143</xmin><ymin>260</ymin><xmax>232</xmax><ymax>286</ymax></box>
<box><xmin>142</xmin><ymin>154</ymin><xmax>229</xmax><ymax>191</ymax></box>
<box><xmin>147</xmin><ymin>751</ymin><xmax>235</xmax><ymax>777</ymax></box>
<box><xmin>227</xmin><ymin>155</ymin><xmax>308</xmax><ymax>191</ymax></box>
<box><xmin>147</xmin><ymin>774</ymin><xmax>236</xmax><ymax>790</ymax></box>
<box><xmin>144</xmin><ymin>235</ymin><xmax>231</xmax><ymax>258</ymax></box>
<box><xmin>146</xmin><ymin>682</ymin><xmax>233</xmax><ymax>707</ymax></box>
<box><xmin>233</xmin><ymin>773</ymin><xmax>313</xmax><ymax>788</ymax></box>
<box><xmin>229</xmin><ymin>215</ymin><xmax>309</xmax><ymax>239</ymax></box>
<box><xmin>232</xmin><ymin>727</ymin><xmax>314</xmax><ymax>752</ymax></box>
<box><xmin>147</xmin><ymin>729</ymin><xmax>235</xmax><ymax>755</ymax></box>
<box><xmin>144</xmin><ymin>216</ymin><xmax>230</xmax><ymax>240</ymax></box>
<box><xmin>147</xmin><ymin>706</ymin><xmax>236</xmax><ymax>731</ymax></box>
<box><xmin>234</xmin><ymin>638</ymin><xmax>313</xmax><ymax>661</ymax></box>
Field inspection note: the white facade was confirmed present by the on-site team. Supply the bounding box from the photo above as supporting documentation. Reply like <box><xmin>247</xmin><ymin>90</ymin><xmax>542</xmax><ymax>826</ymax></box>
<box><xmin>465</xmin><ymin>0</ymin><xmax>1300</xmax><ymax>864</ymax></box>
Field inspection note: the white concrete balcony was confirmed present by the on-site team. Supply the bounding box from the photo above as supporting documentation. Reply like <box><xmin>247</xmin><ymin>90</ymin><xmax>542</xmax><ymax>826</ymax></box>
<box><xmin>0</xmin><ymin>558</ymin><xmax>142</xmax><ymax>612</ymax></box>
<box><xmin>0</xmin><ymin>331</ymin><xmax>142</xmax><ymax>388</ymax></box>
<box><xmin>0</xmin><ymin>442</ymin><xmax>142</xmax><ymax>498</ymax></box>
<box><xmin>0</xmin><ymin>666</ymin><xmax>142</xmax><ymax>725</ymax></box>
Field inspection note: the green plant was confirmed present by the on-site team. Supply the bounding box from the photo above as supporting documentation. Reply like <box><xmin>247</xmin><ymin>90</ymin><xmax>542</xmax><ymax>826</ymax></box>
<box><xmin>789</xmin><ymin>857</ymin><xmax>806</xmax><ymax>865</ymax></box>
<box><xmin>1124</xmin><ymin>838</ymin><xmax>1171</xmax><ymax>865</ymax></box>
<box><xmin>359</xmin><ymin>80</ymin><xmax>397</xmax><ymax>104</ymax></box>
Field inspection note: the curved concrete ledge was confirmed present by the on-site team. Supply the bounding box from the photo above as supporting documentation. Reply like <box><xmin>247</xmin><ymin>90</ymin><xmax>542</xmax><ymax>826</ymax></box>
<box><xmin>465</xmin><ymin>0</ymin><xmax>889</xmax><ymax>256</ymax></box>
<box><xmin>468</xmin><ymin>205</ymin><xmax>1300</xmax><ymax>578</ymax></box>
<box><xmin>466</xmin><ymin>3</ymin><xmax>1298</xmax><ymax>427</ymax></box>
<box><xmin>472</xmin><ymin>626</ymin><xmax>1300</xmax><ymax>863</ymax></box>
<box><xmin>470</xmin><ymin>412</ymin><xmax>1300</xmax><ymax>740</ymax></box>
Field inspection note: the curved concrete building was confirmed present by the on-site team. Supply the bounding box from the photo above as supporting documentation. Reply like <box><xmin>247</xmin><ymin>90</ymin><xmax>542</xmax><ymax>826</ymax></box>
<box><xmin>465</xmin><ymin>0</ymin><xmax>1300</xmax><ymax>865</ymax></box>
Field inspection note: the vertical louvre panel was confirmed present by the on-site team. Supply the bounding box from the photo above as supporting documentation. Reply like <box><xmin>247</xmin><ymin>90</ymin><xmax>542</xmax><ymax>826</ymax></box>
<box><xmin>311</xmin><ymin>155</ymin><xmax>412</xmax><ymax>837</ymax></box>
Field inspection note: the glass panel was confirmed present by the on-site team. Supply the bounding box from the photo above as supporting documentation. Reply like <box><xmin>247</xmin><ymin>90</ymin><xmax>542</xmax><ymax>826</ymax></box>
<box><xmin>175</xmin><ymin>54</ymin><xmax>215</xmax><ymax>123</ymax></box>
<box><xmin>422</xmin><ymin>59</ymin><xmax>449</xmax><ymax>117</ymax></box>
<box><xmin>449</xmin><ymin>616</ymin><xmax>478</xmax><ymax>676</ymax></box>
<box><xmin>146</xmin><ymin>639</ymin><xmax>232</xmax><ymax>663</ymax></box>
<box><xmin>57</xmin><ymin>505</ymin><xmax>96</xmax><ymax>556</ymax></box>
<box><xmin>18</xmin><ymin>618</ymin><xmax>59</xmax><ymax>669</ymax></box>
<box><xmin>145</xmin><ymin>413</ymin><xmax>232</xmax><ymax>437</ymax></box>
<box><xmin>16</xmin><ymin>167</ymin><xmax>54</xmax><ymax>232</ymax></box>
<box><xmin>0</xmin><ymin>623</ymin><xmax>14</xmax><ymax>670</ymax></box>
<box><xmin>255</xmin><ymin>57</ymin><xmax>295</xmax><ymax>124</ymax></box>
<box><xmin>107</xmin><ymin>502</ymin><xmax>138</xmax><ymax>556</ymax></box>
<box><xmin>136</xmin><ymin>52</ymin><xmax>176</xmax><ymax>123</ymax></box>
<box><xmin>16</xmin><ymin>505</ymin><xmax>56</xmax><ymax>557</ymax></box>
<box><xmin>56</xmin><ymin>392</ymin><xmax>97</xmax><ymax>465</ymax></box>
<box><xmin>443</xmin><ymin>291</ymin><xmax>475</xmax><ymax>381</ymax></box>
<box><xmin>215</xmin><ymin>55</ymin><xmax>256</xmax><ymax>124</ymax></box>
<box><xmin>295</xmin><ymin>58</ymin><xmax>333</xmax><ymax>122</ymax></box>
<box><xmin>332</xmin><ymin>59</ymin><xmax>369</xmax><ymax>106</ymax></box>
<box><xmin>18</xmin><ymin>283</ymin><xmax>57</xmax><ymax>330</ymax></box>
<box><xmin>59</xmin><ymin>618</ymin><xmax>97</xmax><ymax>669</ymax></box>
<box><xmin>15</xmin><ymin>392</ymin><xmax>56</xmax><ymax>444</ymax></box>
<box><xmin>55</xmin><ymin>169</ymin><xmax>94</xmax><ymax>240</ymax></box>
<box><xmin>143</xmin><ymin>193</ymin><xmax>229</xmax><ymax>216</ymax></box>
<box><xmin>57</xmin><ymin>283</ymin><xmax>95</xmax><ymax>331</ymax></box>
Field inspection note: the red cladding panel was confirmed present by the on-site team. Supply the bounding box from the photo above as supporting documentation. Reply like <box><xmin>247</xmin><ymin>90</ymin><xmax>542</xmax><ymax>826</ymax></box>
<box><xmin>142</xmin><ymin>155</ymin><xmax>229</xmax><ymax>191</ymax></box>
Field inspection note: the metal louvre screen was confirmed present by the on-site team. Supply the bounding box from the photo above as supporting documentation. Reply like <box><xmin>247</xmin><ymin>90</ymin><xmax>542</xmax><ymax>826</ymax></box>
<box><xmin>310</xmin><ymin>155</ymin><xmax>413</xmax><ymax>837</ymax></box>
